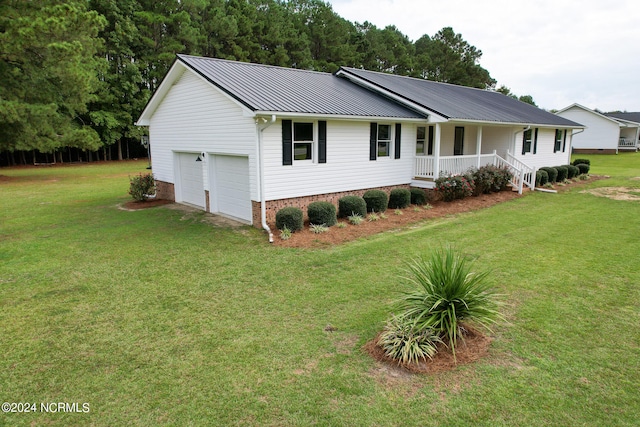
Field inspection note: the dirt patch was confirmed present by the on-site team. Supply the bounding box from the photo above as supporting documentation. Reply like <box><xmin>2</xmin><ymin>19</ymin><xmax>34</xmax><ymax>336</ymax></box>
<box><xmin>364</xmin><ymin>325</ymin><xmax>492</xmax><ymax>376</ymax></box>
<box><xmin>581</xmin><ymin>186</ymin><xmax>640</xmax><ymax>201</ymax></box>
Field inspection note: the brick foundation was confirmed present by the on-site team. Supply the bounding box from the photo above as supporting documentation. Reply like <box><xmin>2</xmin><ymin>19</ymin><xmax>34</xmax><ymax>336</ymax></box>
<box><xmin>572</xmin><ymin>148</ymin><xmax>617</xmax><ymax>154</ymax></box>
<box><xmin>251</xmin><ymin>184</ymin><xmax>411</xmax><ymax>228</ymax></box>
<box><xmin>155</xmin><ymin>180</ymin><xmax>175</xmax><ymax>201</ymax></box>
<box><xmin>205</xmin><ymin>190</ymin><xmax>210</xmax><ymax>212</ymax></box>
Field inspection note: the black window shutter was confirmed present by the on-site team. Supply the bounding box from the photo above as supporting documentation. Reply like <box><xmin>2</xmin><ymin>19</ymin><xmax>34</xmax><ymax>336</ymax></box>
<box><xmin>318</xmin><ymin>121</ymin><xmax>327</xmax><ymax>164</ymax></box>
<box><xmin>282</xmin><ymin>120</ymin><xmax>292</xmax><ymax>166</ymax></box>
<box><xmin>522</xmin><ymin>132</ymin><xmax>526</xmax><ymax>155</ymax></box>
<box><xmin>370</xmin><ymin>122</ymin><xmax>377</xmax><ymax>161</ymax></box>
<box><xmin>533</xmin><ymin>128</ymin><xmax>538</xmax><ymax>154</ymax></box>
<box><xmin>394</xmin><ymin>123</ymin><xmax>401</xmax><ymax>159</ymax></box>
<box><xmin>562</xmin><ymin>130</ymin><xmax>567</xmax><ymax>152</ymax></box>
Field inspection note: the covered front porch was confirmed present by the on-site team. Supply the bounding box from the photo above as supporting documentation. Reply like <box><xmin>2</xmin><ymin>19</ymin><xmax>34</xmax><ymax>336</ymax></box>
<box><xmin>409</xmin><ymin>123</ymin><xmax>535</xmax><ymax>193</ymax></box>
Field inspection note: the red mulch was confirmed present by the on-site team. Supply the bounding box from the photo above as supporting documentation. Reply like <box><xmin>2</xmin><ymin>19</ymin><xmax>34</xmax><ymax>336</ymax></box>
<box><xmin>123</xmin><ymin>198</ymin><xmax>173</xmax><ymax>210</ymax></box>
<box><xmin>364</xmin><ymin>325</ymin><xmax>492</xmax><ymax>374</ymax></box>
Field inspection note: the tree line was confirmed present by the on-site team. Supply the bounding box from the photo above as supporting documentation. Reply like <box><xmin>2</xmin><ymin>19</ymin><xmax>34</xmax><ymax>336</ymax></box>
<box><xmin>0</xmin><ymin>0</ymin><xmax>532</xmax><ymax>166</ymax></box>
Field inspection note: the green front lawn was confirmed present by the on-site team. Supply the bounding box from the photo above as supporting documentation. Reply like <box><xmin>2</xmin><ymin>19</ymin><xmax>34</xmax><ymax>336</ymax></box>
<box><xmin>1</xmin><ymin>156</ymin><xmax>639</xmax><ymax>426</ymax></box>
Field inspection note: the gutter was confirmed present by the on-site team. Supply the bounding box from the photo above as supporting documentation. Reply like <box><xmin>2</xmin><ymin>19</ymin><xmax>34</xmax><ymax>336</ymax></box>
<box><xmin>256</xmin><ymin>114</ymin><xmax>277</xmax><ymax>243</ymax></box>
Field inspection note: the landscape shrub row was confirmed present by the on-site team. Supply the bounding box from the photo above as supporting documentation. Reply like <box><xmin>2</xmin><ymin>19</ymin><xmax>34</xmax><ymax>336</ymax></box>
<box><xmin>435</xmin><ymin>165</ymin><xmax>513</xmax><ymax>202</ymax></box>
<box><xmin>535</xmin><ymin>162</ymin><xmax>590</xmax><ymax>186</ymax></box>
<box><xmin>275</xmin><ymin>188</ymin><xmax>422</xmax><ymax>233</ymax></box>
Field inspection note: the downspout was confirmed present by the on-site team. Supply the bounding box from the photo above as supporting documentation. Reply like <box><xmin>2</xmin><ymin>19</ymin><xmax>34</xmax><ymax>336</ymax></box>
<box><xmin>256</xmin><ymin>114</ymin><xmax>277</xmax><ymax>243</ymax></box>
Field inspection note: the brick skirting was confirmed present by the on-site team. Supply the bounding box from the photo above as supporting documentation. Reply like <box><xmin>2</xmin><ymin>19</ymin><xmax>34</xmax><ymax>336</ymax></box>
<box><xmin>572</xmin><ymin>148</ymin><xmax>617</xmax><ymax>154</ymax></box>
<box><xmin>252</xmin><ymin>184</ymin><xmax>411</xmax><ymax>228</ymax></box>
<box><xmin>155</xmin><ymin>180</ymin><xmax>175</xmax><ymax>201</ymax></box>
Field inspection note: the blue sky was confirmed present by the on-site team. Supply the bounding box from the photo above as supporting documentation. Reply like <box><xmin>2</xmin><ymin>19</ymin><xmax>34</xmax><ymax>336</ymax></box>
<box><xmin>330</xmin><ymin>0</ymin><xmax>640</xmax><ymax>112</ymax></box>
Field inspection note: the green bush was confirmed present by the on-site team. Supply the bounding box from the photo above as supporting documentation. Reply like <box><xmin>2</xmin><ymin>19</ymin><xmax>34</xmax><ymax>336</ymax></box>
<box><xmin>536</xmin><ymin>169</ymin><xmax>549</xmax><ymax>186</ymax></box>
<box><xmin>492</xmin><ymin>166</ymin><xmax>513</xmax><ymax>191</ymax></box>
<box><xmin>307</xmin><ymin>201</ymin><xmax>337</xmax><ymax>227</ymax></box>
<box><xmin>540</xmin><ymin>167</ymin><xmax>558</xmax><ymax>183</ymax></box>
<box><xmin>276</xmin><ymin>207</ymin><xmax>303</xmax><ymax>232</ymax></box>
<box><xmin>388</xmin><ymin>188</ymin><xmax>411</xmax><ymax>209</ymax></box>
<box><xmin>338</xmin><ymin>195</ymin><xmax>367</xmax><ymax>218</ymax></box>
<box><xmin>435</xmin><ymin>174</ymin><xmax>474</xmax><ymax>202</ymax></box>
<box><xmin>567</xmin><ymin>164</ymin><xmax>580</xmax><ymax>179</ymax></box>
<box><xmin>573</xmin><ymin>158</ymin><xmax>591</xmax><ymax>166</ymax></box>
<box><xmin>377</xmin><ymin>315</ymin><xmax>442</xmax><ymax>365</ymax></box>
<box><xmin>555</xmin><ymin>166</ymin><xmax>569</xmax><ymax>182</ymax></box>
<box><xmin>410</xmin><ymin>188</ymin><xmax>427</xmax><ymax>205</ymax></box>
<box><xmin>576</xmin><ymin>163</ymin><xmax>590</xmax><ymax>174</ymax></box>
<box><xmin>363</xmin><ymin>190</ymin><xmax>388</xmax><ymax>212</ymax></box>
<box><xmin>396</xmin><ymin>247</ymin><xmax>502</xmax><ymax>359</ymax></box>
<box><xmin>128</xmin><ymin>173</ymin><xmax>156</xmax><ymax>202</ymax></box>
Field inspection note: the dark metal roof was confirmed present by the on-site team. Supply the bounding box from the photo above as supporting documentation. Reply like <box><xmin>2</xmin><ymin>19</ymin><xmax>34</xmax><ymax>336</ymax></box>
<box><xmin>338</xmin><ymin>67</ymin><xmax>583</xmax><ymax>127</ymax></box>
<box><xmin>177</xmin><ymin>54</ymin><xmax>425</xmax><ymax>119</ymax></box>
<box><xmin>605</xmin><ymin>112</ymin><xmax>640</xmax><ymax>123</ymax></box>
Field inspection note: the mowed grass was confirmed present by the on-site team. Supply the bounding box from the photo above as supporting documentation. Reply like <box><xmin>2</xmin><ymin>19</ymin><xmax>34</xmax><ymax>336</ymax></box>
<box><xmin>1</xmin><ymin>156</ymin><xmax>640</xmax><ymax>426</ymax></box>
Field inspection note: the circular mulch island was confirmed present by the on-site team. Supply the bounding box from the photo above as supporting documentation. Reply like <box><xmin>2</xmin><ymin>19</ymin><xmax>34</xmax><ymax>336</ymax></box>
<box><xmin>363</xmin><ymin>325</ymin><xmax>492</xmax><ymax>374</ymax></box>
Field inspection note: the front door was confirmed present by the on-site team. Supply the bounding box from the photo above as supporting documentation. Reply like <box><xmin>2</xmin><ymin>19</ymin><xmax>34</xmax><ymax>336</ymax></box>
<box><xmin>454</xmin><ymin>127</ymin><xmax>464</xmax><ymax>156</ymax></box>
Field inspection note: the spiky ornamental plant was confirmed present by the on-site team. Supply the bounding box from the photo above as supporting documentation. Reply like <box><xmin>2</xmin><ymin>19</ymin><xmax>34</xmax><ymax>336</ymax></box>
<box><xmin>397</xmin><ymin>247</ymin><xmax>502</xmax><ymax>360</ymax></box>
<box><xmin>378</xmin><ymin>315</ymin><xmax>442</xmax><ymax>365</ymax></box>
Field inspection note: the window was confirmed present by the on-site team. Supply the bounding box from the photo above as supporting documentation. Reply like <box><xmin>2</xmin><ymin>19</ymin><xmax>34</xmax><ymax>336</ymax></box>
<box><xmin>416</xmin><ymin>126</ymin><xmax>426</xmax><ymax>155</ymax></box>
<box><xmin>554</xmin><ymin>129</ymin><xmax>562</xmax><ymax>153</ymax></box>
<box><xmin>522</xmin><ymin>129</ymin><xmax>532</xmax><ymax>154</ymax></box>
<box><xmin>377</xmin><ymin>124</ymin><xmax>391</xmax><ymax>157</ymax></box>
<box><xmin>293</xmin><ymin>122</ymin><xmax>313</xmax><ymax>160</ymax></box>
<box><xmin>454</xmin><ymin>127</ymin><xmax>464</xmax><ymax>156</ymax></box>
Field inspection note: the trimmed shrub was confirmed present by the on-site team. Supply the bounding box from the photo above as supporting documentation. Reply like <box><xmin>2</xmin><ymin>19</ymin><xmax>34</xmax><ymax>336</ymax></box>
<box><xmin>307</xmin><ymin>201</ymin><xmax>337</xmax><ymax>227</ymax></box>
<box><xmin>275</xmin><ymin>207</ymin><xmax>303</xmax><ymax>232</ymax></box>
<box><xmin>363</xmin><ymin>189</ymin><xmax>388</xmax><ymax>212</ymax></box>
<box><xmin>410</xmin><ymin>188</ymin><xmax>427</xmax><ymax>205</ymax></box>
<box><xmin>536</xmin><ymin>169</ymin><xmax>549</xmax><ymax>186</ymax></box>
<box><xmin>128</xmin><ymin>173</ymin><xmax>155</xmax><ymax>201</ymax></box>
<box><xmin>576</xmin><ymin>163</ymin><xmax>590</xmax><ymax>174</ymax></box>
<box><xmin>388</xmin><ymin>188</ymin><xmax>411</xmax><ymax>209</ymax></box>
<box><xmin>567</xmin><ymin>164</ymin><xmax>580</xmax><ymax>179</ymax></box>
<box><xmin>555</xmin><ymin>166</ymin><xmax>569</xmax><ymax>182</ymax></box>
<box><xmin>573</xmin><ymin>158</ymin><xmax>591</xmax><ymax>166</ymax></box>
<box><xmin>435</xmin><ymin>174</ymin><xmax>474</xmax><ymax>202</ymax></box>
<box><xmin>338</xmin><ymin>195</ymin><xmax>367</xmax><ymax>218</ymax></box>
<box><xmin>540</xmin><ymin>167</ymin><xmax>558</xmax><ymax>183</ymax></box>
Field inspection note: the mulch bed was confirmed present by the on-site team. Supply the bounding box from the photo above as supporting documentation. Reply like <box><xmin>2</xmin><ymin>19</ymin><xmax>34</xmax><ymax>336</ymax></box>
<box><xmin>364</xmin><ymin>325</ymin><xmax>492</xmax><ymax>374</ymax></box>
<box><xmin>122</xmin><ymin>198</ymin><xmax>173</xmax><ymax>210</ymax></box>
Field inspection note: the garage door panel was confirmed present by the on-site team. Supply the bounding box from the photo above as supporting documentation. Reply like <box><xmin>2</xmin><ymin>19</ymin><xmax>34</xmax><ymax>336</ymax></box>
<box><xmin>213</xmin><ymin>155</ymin><xmax>251</xmax><ymax>222</ymax></box>
<box><xmin>177</xmin><ymin>153</ymin><xmax>205</xmax><ymax>208</ymax></box>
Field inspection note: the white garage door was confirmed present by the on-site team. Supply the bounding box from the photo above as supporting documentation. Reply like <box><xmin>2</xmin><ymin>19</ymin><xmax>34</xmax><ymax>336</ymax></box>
<box><xmin>177</xmin><ymin>152</ymin><xmax>205</xmax><ymax>208</ymax></box>
<box><xmin>213</xmin><ymin>155</ymin><xmax>251</xmax><ymax>222</ymax></box>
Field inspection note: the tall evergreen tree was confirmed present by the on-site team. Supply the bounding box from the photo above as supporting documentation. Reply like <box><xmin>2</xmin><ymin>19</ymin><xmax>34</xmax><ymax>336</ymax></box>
<box><xmin>0</xmin><ymin>1</ymin><xmax>105</xmax><ymax>154</ymax></box>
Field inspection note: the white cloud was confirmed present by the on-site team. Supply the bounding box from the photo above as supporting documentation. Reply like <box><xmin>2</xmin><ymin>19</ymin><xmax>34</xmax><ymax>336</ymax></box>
<box><xmin>330</xmin><ymin>0</ymin><xmax>640</xmax><ymax>111</ymax></box>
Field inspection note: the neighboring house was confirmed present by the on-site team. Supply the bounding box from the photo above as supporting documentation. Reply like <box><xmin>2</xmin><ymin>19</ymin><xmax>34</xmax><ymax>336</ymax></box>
<box><xmin>136</xmin><ymin>54</ymin><xmax>583</xmax><ymax>234</ymax></box>
<box><xmin>556</xmin><ymin>104</ymin><xmax>640</xmax><ymax>154</ymax></box>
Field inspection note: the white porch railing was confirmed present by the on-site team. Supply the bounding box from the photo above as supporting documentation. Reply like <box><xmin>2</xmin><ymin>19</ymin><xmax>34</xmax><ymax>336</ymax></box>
<box><xmin>619</xmin><ymin>138</ymin><xmax>637</xmax><ymax>149</ymax></box>
<box><xmin>413</xmin><ymin>152</ymin><xmax>535</xmax><ymax>194</ymax></box>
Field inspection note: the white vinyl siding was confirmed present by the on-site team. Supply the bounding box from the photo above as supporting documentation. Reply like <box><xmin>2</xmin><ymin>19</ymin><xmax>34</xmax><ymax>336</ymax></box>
<box><xmin>512</xmin><ymin>127</ymin><xmax>573</xmax><ymax>169</ymax></box>
<box><xmin>148</xmin><ymin>70</ymin><xmax>258</xmax><ymax>200</ymax></box>
<box><xmin>556</xmin><ymin>106</ymin><xmax>619</xmax><ymax>150</ymax></box>
<box><xmin>262</xmin><ymin>119</ymin><xmax>415</xmax><ymax>201</ymax></box>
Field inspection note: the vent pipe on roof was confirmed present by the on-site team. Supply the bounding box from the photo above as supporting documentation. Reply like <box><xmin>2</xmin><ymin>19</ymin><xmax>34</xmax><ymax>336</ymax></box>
<box><xmin>256</xmin><ymin>115</ymin><xmax>277</xmax><ymax>243</ymax></box>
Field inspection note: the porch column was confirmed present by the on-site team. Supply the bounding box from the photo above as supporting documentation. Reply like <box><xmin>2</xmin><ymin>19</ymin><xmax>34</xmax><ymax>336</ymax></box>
<box><xmin>476</xmin><ymin>126</ymin><xmax>483</xmax><ymax>168</ymax></box>
<box><xmin>635</xmin><ymin>127</ymin><xmax>640</xmax><ymax>151</ymax></box>
<box><xmin>434</xmin><ymin>123</ymin><xmax>441</xmax><ymax>178</ymax></box>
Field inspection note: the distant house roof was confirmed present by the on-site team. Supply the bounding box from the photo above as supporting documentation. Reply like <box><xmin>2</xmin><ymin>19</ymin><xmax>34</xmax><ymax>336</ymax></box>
<box><xmin>605</xmin><ymin>112</ymin><xmax>640</xmax><ymax>124</ymax></box>
<box><xmin>337</xmin><ymin>67</ymin><xmax>583</xmax><ymax>128</ymax></box>
<box><xmin>176</xmin><ymin>54</ymin><xmax>425</xmax><ymax>119</ymax></box>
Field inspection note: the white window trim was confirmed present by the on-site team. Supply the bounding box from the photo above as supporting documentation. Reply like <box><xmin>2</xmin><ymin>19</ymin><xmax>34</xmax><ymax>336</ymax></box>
<box><xmin>377</xmin><ymin>123</ymin><xmax>393</xmax><ymax>159</ymax></box>
<box><xmin>292</xmin><ymin>121</ymin><xmax>316</xmax><ymax>163</ymax></box>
